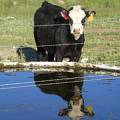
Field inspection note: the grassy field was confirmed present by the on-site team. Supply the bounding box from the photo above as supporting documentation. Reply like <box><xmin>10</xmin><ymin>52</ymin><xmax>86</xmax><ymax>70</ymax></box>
<box><xmin>0</xmin><ymin>0</ymin><xmax>120</xmax><ymax>65</ymax></box>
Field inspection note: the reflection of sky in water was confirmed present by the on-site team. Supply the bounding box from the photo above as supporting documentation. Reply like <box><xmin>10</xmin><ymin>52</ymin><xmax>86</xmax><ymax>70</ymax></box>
<box><xmin>0</xmin><ymin>72</ymin><xmax>120</xmax><ymax>120</ymax></box>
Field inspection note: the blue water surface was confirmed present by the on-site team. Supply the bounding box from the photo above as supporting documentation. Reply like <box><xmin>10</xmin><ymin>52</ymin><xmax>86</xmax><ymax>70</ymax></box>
<box><xmin>0</xmin><ymin>72</ymin><xmax>120</xmax><ymax>120</ymax></box>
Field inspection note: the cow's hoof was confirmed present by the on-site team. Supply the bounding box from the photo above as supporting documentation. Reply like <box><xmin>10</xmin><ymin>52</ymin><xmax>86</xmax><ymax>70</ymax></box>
<box><xmin>62</xmin><ymin>58</ymin><xmax>70</xmax><ymax>62</ymax></box>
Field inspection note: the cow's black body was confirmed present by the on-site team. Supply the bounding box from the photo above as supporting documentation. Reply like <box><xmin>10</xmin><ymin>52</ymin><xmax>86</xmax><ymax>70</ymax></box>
<box><xmin>34</xmin><ymin>1</ymin><xmax>85</xmax><ymax>61</ymax></box>
<box><xmin>55</xmin><ymin>25</ymin><xmax>84</xmax><ymax>61</ymax></box>
<box><xmin>34</xmin><ymin>72</ymin><xmax>84</xmax><ymax>105</ymax></box>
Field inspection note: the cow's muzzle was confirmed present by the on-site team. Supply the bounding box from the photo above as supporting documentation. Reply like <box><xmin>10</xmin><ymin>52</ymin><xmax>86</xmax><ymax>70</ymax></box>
<box><xmin>73</xmin><ymin>29</ymin><xmax>80</xmax><ymax>34</ymax></box>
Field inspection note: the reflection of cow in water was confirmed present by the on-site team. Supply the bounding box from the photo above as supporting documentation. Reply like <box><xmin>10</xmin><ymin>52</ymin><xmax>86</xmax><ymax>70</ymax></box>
<box><xmin>34</xmin><ymin>72</ymin><xmax>94</xmax><ymax>120</ymax></box>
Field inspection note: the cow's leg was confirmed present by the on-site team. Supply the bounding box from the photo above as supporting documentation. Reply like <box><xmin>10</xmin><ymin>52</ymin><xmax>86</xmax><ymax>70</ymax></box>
<box><xmin>48</xmin><ymin>53</ymin><xmax>54</xmax><ymax>61</ymax></box>
<box><xmin>37</xmin><ymin>47</ymin><xmax>46</xmax><ymax>56</ymax></box>
<box><xmin>73</xmin><ymin>55</ymin><xmax>80</xmax><ymax>62</ymax></box>
<box><xmin>55</xmin><ymin>53</ymin><xmax>63</xmax><ymax>62</ymax></box>
<box><xmin>69</xmin><ymin>57</ymin><xmax>75</xmax><ymax>62</ymax></box>
<box><xmin>75</xmin><ymin>50</ymin><xmax>82</xmax><ymax>62</ymax></box>
<box><xmin>37</xmin><ymin>47</ymin><xmax>48</xmax><ymax>61</ymax></box>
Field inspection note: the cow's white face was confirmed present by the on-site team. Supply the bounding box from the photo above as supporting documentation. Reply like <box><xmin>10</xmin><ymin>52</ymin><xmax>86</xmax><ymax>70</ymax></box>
<box><xmin>69</xmin><ymin>5</ymin><xmax>86</xmax><ymax>40</ymax></box>
<box><xmin>68</xmin><ymin>98</ymin><xmax>85</xmax><ymax>119</ymax></box>
<box><xmin>60</xmin><ymin>5</ymin><xmax>96</xmax><ymax>40</ymax></box>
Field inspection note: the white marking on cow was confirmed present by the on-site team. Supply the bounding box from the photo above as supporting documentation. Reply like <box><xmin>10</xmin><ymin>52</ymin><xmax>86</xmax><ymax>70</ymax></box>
<box><xmin>69</xmin><ymin>99</ymin><xmax>84</xmax><ymax>119</ymax></box>
<box><xmin>68</xmin><ymin>85</ymin><xmax>84</xmax><ymax>119</ymax></box>
<box><xmin>69</xmin><ymin>5</ymin><xmax>86</xmax><ymax>40</ymax></box>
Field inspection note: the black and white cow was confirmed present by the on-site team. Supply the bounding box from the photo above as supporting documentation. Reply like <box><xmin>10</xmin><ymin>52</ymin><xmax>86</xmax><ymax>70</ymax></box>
<box><xmin>34</xmin><ymin>1</ymin><xmax>96</xmax><ymax>61</ymax></box>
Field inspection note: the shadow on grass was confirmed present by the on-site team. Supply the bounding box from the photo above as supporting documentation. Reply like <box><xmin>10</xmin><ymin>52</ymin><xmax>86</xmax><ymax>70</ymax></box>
<box><xmin>17</xmin><ymin>46</ymin><xmax>38</xmax><ymax>62</ymax></box>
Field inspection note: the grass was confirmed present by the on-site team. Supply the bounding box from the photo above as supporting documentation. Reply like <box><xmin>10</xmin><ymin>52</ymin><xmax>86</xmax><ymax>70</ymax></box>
<box><xmin>0</xmin><ymin>0</ymin><xmax>120</xmax><ymax>17</ymax></box>
<box><xmin>0</xmin><ymin>0</ymin><xmax>120</xmax><ymax>65</ymax></box>
<box><xmin>81</xmin><ymin>31</ymin><xmax>120</xmax><ymax>66</ymax></box>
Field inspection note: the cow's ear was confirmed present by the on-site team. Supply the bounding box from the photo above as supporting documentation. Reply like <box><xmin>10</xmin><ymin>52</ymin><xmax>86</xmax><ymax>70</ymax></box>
<box><xmin>86</xmin><ymin>11</ymin><xmax>96</xmax><ymax>22</ymax></box>
<box><xmin>68</xmin><ymin>7</ymin><xmax>73</xmax><ymax>11</ymax></box>
<box><xmin>60</xmin><ymin>10</ymin><xmax>69</xmax><ymax>20</ymax></box>
<box><xmin>85</xmin><ymin>105</ymin><xmax>95</xmax><ymax>116</ymax></box>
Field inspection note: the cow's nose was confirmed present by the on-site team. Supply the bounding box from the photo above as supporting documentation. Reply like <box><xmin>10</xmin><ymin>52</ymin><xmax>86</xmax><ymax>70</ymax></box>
<box><xmin>73</xmin><ymin>29</ymin><xmax>80</xmax><ymax>34</ymax></box>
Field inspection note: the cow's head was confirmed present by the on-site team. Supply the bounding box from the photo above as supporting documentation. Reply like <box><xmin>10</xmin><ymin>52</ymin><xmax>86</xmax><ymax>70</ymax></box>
<box><xmin>59</xmin><ymin>98</ymin><xmax>94</xmax><ymax>119</ymax></box>
<box><xmin>58</xmin><ymin>86</ymin><xmax>94</xmax><ymax>119</ymax></box>
<box><xmin>60</xmin><ymin>5</ymin><xmax>96</xmax><ymax>40</ymax></box>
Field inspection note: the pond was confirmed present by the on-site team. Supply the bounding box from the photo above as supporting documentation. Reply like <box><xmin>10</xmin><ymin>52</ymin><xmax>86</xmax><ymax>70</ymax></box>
<box><xmin>0</xmin><ymin>71</ymin><xmax>120</xmax><ymax>120</ymax></box>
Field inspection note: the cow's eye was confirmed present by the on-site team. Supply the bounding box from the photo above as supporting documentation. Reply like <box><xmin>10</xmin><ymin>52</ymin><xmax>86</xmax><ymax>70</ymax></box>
<box><xmin>69</xmin><ymin>18</ymin><xmax>73</xmax><ymax>25</ymax></box>
<box><xmin>81</xmin><ymin>18</ymin><xmax>86</xmax><ymax>25</ymax></box>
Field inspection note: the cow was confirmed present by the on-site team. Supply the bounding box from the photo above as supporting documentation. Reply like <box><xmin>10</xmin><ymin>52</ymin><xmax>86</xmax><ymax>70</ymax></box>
<box><xmin>34</xmin><ymin>1</ymin><xmax>96</xmax><ymax>61</ymax></box>
<box><xmin>34</xmin><ymin>72</ymin><xmax>94</xmax><ymax>119</ymax></box>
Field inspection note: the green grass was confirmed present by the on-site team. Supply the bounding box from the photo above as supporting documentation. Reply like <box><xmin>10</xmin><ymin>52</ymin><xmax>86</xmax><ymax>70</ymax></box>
<box><xmin>0</xmin><ymin>0</ymin><xmax>120</xmax><ymax>17</ymax></box>
<box><xmin>81</xmin><ymin>31</ymin><xmax>120</xmax><ymax>66</ymax></box>
<box><xmin>0</xmin><ymin>0</ymin><xmax>120</xmax><ymax>65</ymax></box>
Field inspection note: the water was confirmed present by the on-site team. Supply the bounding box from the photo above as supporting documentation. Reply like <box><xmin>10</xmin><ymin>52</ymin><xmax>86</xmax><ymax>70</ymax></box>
<box><xmin>0</xmin><ymin>71</ymin><xmax>120</xmax><ymax>120</ymax></box>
